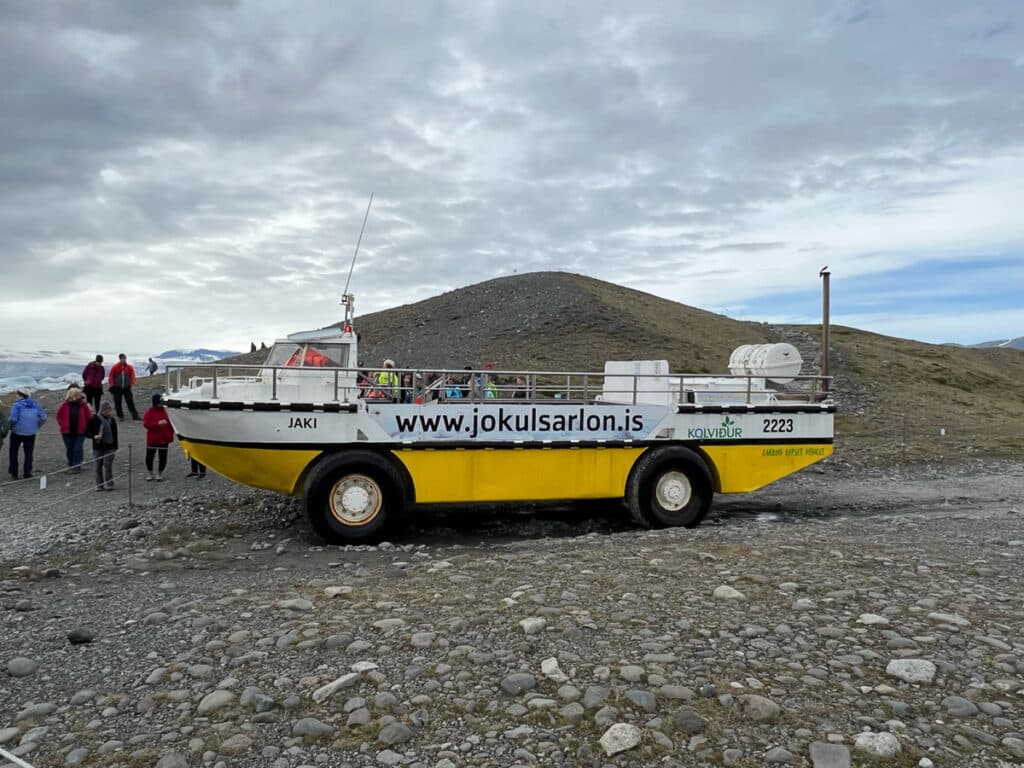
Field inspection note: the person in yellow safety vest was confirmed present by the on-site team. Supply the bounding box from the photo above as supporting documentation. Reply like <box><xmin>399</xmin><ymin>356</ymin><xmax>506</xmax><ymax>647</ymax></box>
<box><xmin>376</xmin><ymin>359</ymin><xmax>400</xmax><ymax>401</ymax></box>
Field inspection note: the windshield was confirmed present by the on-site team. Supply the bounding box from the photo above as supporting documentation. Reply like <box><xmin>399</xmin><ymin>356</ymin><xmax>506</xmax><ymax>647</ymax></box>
<box><xmin>266</xmin><ymin>342</ymin><xmax>351</xmax><ymax>368</ymax></box>
<box><xmin>266</xmin><ymin>343</ymin><xmax>300</xmax><ymax>366</ymax></box>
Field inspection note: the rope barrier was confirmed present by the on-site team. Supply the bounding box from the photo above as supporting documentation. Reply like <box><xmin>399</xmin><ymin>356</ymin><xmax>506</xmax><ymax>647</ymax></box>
<box><xmin>19</xmin><ymin>474</ymin><xmax>132</xmax><ymax>513</ymax></box>
<box><xmin>0</xmin><ymin>449</ymin><xmax>123</xmax><ymax>489</ymax></box>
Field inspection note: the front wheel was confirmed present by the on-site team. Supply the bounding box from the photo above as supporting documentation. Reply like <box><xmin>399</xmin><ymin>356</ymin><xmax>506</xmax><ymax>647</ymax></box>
<box><xmin>304</xmin><ymin>452</ymin><xmax>406</xmax><ymax>543</ymax></box>
<box><xmin>626</xmin><ymin>447</ymin><xmax>713</xmax><ymax>529</ymax></box>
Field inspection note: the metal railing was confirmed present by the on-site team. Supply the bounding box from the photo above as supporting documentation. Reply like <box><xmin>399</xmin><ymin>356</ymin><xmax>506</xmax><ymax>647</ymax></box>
<box><xmin>165</xmin><ymin>363</ymin><xmax>833</xmax><ymax>406</ymax></box>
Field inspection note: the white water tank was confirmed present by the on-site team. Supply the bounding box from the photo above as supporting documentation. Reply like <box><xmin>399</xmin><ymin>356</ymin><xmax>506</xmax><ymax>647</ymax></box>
<box><xmin>728</xmin><ymin>343</ymin><xmax>803</xmax><ymax>384</ymax></box>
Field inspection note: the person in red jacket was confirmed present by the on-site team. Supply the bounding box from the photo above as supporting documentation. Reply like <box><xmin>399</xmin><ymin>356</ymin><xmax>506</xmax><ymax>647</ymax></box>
<box><xmin>81</xmin><ymin>354</ymin><xmax>105</xmax><ymax>411</ymax></box>
<box><xmin>142</xmin><ymin>393</ymin><xmax>175</xmax><ymax>481</ymax></box>
<box><xmin>108</xmin><ymin>353</ymin><xmax>140</xmax><ymax>420</ymax></box>
<box><xmin>55</xmin><ymin>386</ymin><xmax>92</xmax><ymax>473</ymax></box>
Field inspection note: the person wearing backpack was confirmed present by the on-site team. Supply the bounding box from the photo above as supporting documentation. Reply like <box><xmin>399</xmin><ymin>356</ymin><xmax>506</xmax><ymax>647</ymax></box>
<box><xmin>7</xmin><ymin>388</ymin><xmax>47</xmax><ymax>480</ymax></box>
<box><xmin>81</xmin><ymin>354</ymin><xmax>105</xmax><ymax>411</ymax></box>
<box><xmin>85</xmin><ymin>400</ymin><xmax>119</xmax><ymax>490</ymax></box>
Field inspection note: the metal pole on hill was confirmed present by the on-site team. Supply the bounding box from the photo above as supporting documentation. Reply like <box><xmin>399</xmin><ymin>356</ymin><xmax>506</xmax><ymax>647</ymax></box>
<box><xmin>820</xmin><ymin>266</ymin><xmax>831</xmax><ymax>393</ymax></box>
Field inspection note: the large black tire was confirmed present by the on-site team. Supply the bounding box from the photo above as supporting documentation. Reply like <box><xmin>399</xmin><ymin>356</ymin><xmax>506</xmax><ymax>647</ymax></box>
<box><xmin>626</xmin><ymin>447</ymin><xmax>713</xmax><ymax>529</ymax></box>
<box><xmin>303</xmin><ymin>451</ymin><xmax>406</xmax><ymax>543</ymax></box>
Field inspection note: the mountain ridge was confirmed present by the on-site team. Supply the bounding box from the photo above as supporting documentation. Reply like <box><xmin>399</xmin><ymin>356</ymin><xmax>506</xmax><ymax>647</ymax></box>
<box><xmin>969</xmin><ymin>336</ymin><xmax>1024</xmax><ymax>350</ymax></box>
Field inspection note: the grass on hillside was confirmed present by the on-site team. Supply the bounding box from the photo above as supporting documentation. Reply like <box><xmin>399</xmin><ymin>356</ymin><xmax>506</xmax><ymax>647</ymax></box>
<box><xmin>829</xmin><ymin>326</ymin><xmax>1024</xmax><ymax>462</ymax></box>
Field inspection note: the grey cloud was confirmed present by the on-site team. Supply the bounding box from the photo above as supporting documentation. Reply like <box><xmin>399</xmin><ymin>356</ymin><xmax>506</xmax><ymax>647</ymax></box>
<box><xmin>0</xmin><ymin>0</ymin><xmax>1021</xmax><ymax>348</ymax></box>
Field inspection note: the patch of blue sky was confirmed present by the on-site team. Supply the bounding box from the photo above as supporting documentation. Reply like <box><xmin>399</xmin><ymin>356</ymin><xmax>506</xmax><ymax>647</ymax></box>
<box><xmin>743</xmin><ymin>255</ymin><xmax>1020</xmax><ymax>317</ymax></box>
<box><xmin>733</xmin><ymin>255</ymin><xmax>1023</xmax><ymax>343</ymax></box>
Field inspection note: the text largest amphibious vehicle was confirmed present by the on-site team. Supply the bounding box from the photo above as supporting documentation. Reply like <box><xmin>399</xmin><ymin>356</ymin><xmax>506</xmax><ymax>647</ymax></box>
<box><xmin>164</xmin><ymin>296</ymin><xmax>833</xmax><ymax>542</ymax></box>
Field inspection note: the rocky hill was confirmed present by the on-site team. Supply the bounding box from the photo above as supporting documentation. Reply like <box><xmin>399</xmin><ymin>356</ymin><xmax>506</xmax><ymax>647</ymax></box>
<box><xmin>353</xmin><ymin>272</ymin><xmax>774</xmax><ymax>373</ymax></box>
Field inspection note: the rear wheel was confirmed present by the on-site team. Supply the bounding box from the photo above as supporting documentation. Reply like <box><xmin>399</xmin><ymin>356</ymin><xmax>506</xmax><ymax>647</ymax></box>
<box><xmin>304</xmin><ymin>452</ymin><xmax>406</xmax><ymax>543</ymax></box>
<box><xmin>627</xmin><ymin>447</ymin><xmax>712</xmax><ymax>529</ymax></box>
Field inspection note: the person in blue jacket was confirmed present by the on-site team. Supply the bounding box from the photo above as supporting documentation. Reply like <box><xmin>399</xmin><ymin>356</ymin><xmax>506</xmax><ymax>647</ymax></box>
<box><xmin>8</xmin><ymin>388</ymin><xmax>47</xmax><ymax>480</ymax></box>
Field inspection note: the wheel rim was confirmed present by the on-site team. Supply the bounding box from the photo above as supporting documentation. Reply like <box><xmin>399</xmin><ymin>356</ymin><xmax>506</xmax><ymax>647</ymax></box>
<box><xmin>655</xmin><ymin>470</ymin><xmax>692</xmax><ymax>512</ymax></box>
<box><xmin>329</xmin><ymin>474</ymin><xmax>382</xmax><ymax>526</ymax></box>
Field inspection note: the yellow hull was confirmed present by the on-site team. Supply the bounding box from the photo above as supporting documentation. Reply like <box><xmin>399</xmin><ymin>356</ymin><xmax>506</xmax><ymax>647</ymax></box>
<box><xmin>394</xmin><ymin>447</ymin><xmax>645</xmax><ymax>502</ymax></box>
<box><xmin>180</xmin><ymin>439</ymin><xmax>832</xmax><ymax>501</ymax></box>
<box><xmin>703</xmin><ymin>443</ymin><xmax>833</xmax><ymax>493</ymax></box>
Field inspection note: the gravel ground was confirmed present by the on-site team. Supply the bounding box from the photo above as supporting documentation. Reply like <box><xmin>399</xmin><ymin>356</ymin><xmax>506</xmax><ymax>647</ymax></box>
<box><xmin>2</xmin><ymin>419</ymin><xmax>1023</xmax><ymax>768</ymax></box>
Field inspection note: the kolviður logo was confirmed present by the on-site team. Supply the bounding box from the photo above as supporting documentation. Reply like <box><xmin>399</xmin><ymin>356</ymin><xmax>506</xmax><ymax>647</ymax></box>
<box><xmin>687</xmin><ymin>416</ymin><xmax>742</xmax><ymax>439</ymax></box>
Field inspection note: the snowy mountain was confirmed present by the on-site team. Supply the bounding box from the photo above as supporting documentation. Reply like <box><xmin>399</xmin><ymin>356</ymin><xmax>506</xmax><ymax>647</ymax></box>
<box><xmin>971</xmin><ymin>337</ymin><xmax>1024</xmax><ymax>351</ymax></box>
<box><xmin>157</xmin><ymin>348</ymin><xmax>242</xmax><ymax>362</ymax></box>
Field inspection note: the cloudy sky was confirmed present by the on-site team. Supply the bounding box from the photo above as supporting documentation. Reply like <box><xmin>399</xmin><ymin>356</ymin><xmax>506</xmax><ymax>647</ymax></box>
<box><xmin>2</xmin><ymin>0</ymin><xmax>1021</xmax><ymax>354</ymax></box>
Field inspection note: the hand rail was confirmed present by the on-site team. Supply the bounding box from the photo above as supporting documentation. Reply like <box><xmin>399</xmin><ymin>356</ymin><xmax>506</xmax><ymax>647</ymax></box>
<box><xmin>164</xmin><ymin>362</ymin><xmax>834</xmax><ymax>407</ymax></box>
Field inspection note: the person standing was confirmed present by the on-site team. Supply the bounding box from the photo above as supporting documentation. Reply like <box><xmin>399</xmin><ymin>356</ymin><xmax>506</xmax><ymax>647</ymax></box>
<box><xmin>146</xmin><ymin>357</ymin><xmax>159</xmax><ymax>376</ymax></box>
<box><xmin>82</xmin><ymin>354</ymin><xmax>105</xmax><ymax>411</ymax></box>
<box><xmin>86</xmin><ymin>400</ymin><xmax>118</xmax><ymax>490</ymax></box>
<box><xmin>56</xmin><ymin>386</ymin><xmax>92</xmax><ymax>473</ymax></box>
<box><xmin>376</xmin><ymin>359</ymin><xmax>400</xmax><ymax>401</ymax></box>
<box><xmin>108</xmin><ymin>353</ymin><xmax>140</xmax><ymax>420</ymax></box>
<box><xmin>186</xmin><ymin>454</ymin><xmax>207</xmax><ymax>479</ymax></box>
<box><xmin>0</xmin><ymin>400</ymin><xmax>9</xmax><ymax>459</ymax></box>
<box><xmin>7</xmin><ymin>388</ymin><xmax>47</xmax><ymax>480</ymax></box>
<box><xmin>142</xmin><ymin>393</ymin><xmax>174</xmax><ymax>481</ymax></box>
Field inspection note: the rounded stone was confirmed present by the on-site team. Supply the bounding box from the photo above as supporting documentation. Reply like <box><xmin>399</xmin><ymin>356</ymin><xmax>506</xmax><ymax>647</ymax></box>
<box><xmin>500</xmin><ymin>673</ymin><xmax>536</xmax><ymax>695</ymax></box>
<box><xmin>66</xmin><ymin>627</ymin><xmax>96</xmax><ymax>645</ymax></box>
<box><xmin>292</xmin><ymin>717</ymin><xmax>335</xmax><ymax>738</ymax></box>
<box><xmin>196</xmin><ymin>690</ymin><xmax>235</xmax><ymax>716</ymax></box>
<box><xmin>737</xmin><ymin>694</ymin><xmax>781</xmax><ymax>723</ymax></box>
<box><xmin>219</xmin><ymin>734</ymin><xmax>253</xmax><ymax>755</ymax></box>
<box><xmin>518</xmin><ymin>617</ymin><xmax>546</xmax><ymax>634</ymax></box>
<box><xmin>713</xmin><ymin>585</ymin><xmax>745</xmax><ymax>600</ymax></box>
<box><xmin>853</xmin><ymin>732</ymin><xmax>901</xmax><ymax>758</ymax></box>
<box><xmin>377</xmin><ymin>722</ymin><xmax>414</xmax><ymax>745</ymax></box>
<box><xmin>809</xmin><ymin>741</ymin><xmax>851</xmax><ymax>768</ymax></box>
<box><xmin>765</xmin><ymin>746</ymin><xmax>794</xmax><ymax>764</ymax></box>
<box><xmin>672</xmin><ymin>707</ymin><xmax>705</xmax><ymax>735</ymax></box>
<box><xmin>941</xmin><ymin>695</ymin><xmax>979</xmax><ymax>718</ymax></box>
<box><xmin>885</xmin><ymin>659</ymin><xmax>936</xmax><ymax>684</ymax></box>
<box><xmin>599</xmin><ymin>723</ymin><xmax>642</xmax><ymax>756</ymax></box>
<box><xmin>624</xmin><ymin>689</ymin><xmax>657</xmax><ymax>713</ymax></box>
<box><xmin>155</xmin><ymin>753</ymin><xmax>189</xmax><ymax>768</ymax></box>
<box><xmin>64</xmin><ymin>747</ymin><xmax>90</xmax><ymax>766</ymax></box>
<box><xmin>6</xmin><ymin>657</ymin><xmax>38</xmax><ymax>677</ymax></box>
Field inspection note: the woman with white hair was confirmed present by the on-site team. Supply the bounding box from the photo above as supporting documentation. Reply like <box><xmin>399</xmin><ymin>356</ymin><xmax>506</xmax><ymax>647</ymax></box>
<box><xmin>56</xmin><ymin>385</ymin><xmax>92</xmax><ymax>473</ymax></box>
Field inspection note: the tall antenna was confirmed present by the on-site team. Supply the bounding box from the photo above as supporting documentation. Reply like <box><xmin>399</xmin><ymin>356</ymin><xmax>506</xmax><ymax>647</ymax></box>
<box><xmin>341</xmin><ymin>192</ymin><xmax>373</xmax><ymax>326</ymax></box>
